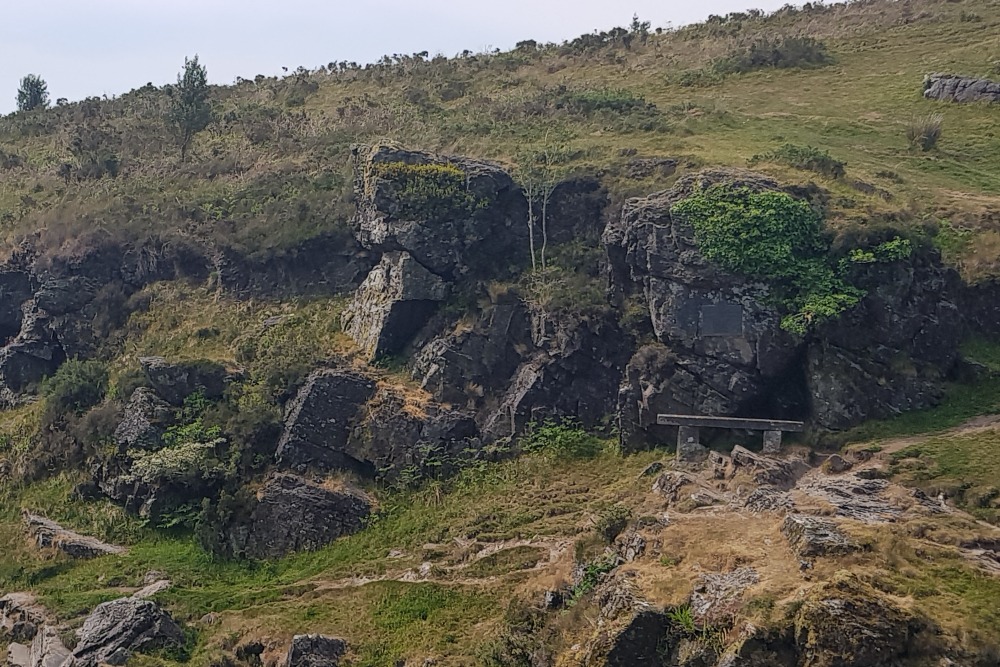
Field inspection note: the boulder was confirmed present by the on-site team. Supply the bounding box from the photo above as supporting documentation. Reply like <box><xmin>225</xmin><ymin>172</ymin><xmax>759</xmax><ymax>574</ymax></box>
<box><xmin>72</xmin><ymin>597</ymin><xmax>185</xmax><ymax>667</ymax></box>
<box><xmin>690</xmin><ymin>567</ymin><xmax>759</xmax><ymax>623</ymax></box>
<box><xmin>113</xmin><ymin>387</ymin><xmax>174</xmax><ymax>451</ymax></box>
<box><xmin>350</xmin><ymin>142</ymin><xmax>527</xmax><ymax>280</ymax></box>
<box><xmin>342</xmin><ymin>251</ymin><xmax>448</xmax><ymax>361</ymax></box>
<box><xmin>285</xmin><ymin>634</ymin><xmax>348</xmax><ymax>667</ymax></box>
<box><xmin>274</xmin><ymin>369</ymin><xmax>377</xmax><ymax>474</ymax></box>
<box><xmin>924</xmin><ymin>73</ymin><xmax>1000</xmax><ymax>104</ymax></box>
<box><xmin>23</xmin><ymin>512</ymin><xmax>126</xmax><ymax>559</ymax></box>
<box><xmin>794</xmin><ymin>572</ymin><xmax>921</xmax><ymax>667</ymax></box>
<box><xmin>139</xmin><ymin>356</ymin><xmax>229</xmax><ymax>406</ymax></box>
<box><xmin>781</xmin><ymin>514</ymin><xmax>856</xmax><ymax>557</ymax></box>
<box><xmin>230</xmin><ymin>473</ymin><xmax>373</xmax><ymax>560</ymax></box>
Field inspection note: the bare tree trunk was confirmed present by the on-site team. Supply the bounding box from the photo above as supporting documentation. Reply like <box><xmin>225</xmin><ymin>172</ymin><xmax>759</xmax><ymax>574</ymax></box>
<box><xmin>526</xmin><ymin>185</ymin><xmax>537</xmax><ymax>271</ymax></box>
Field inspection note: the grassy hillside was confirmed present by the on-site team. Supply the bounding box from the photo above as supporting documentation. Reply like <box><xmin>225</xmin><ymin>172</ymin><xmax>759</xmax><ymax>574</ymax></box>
<box><xmin>4</xmin><ymin>1</ymin><xmax>1000</xmax><ymax>665</ymax></box>
<box><xmin>2</xmin><ymin>0</ymin><xmax>999</xmax><ymax>276</ymax></box>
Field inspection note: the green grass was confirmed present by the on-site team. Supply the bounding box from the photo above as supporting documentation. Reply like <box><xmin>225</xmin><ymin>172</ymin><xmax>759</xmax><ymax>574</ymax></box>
<box><xmin>890</xmin><ymin>430</ymin><xmax>1000</xmax><ymax>523</ymax></box>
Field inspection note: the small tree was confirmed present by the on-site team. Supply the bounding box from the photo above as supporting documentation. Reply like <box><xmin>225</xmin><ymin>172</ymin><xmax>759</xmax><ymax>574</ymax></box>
<box><xmin>167</xmin><ymin>56</ymin><xmax>213</xmax><ymax>160</ymax></box>
<box><xmin>16</xmin><ymin>74</ymin><xmax>49</xmax><ymax>111</ymax></box>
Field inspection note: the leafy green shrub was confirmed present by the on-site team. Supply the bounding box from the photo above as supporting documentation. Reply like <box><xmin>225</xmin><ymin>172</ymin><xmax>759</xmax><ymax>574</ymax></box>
<box><xmin>41</xmin><ymin>359</ymin><xmax>109</xmax><ymax>422</ymax></box>
<box><xmin>906</xmin><ymin>114</ymin><xmax>943</xmax><ymax>151</ymax></box>
<box><xmin>714</xmin><ymin>36</ymin><xmax>833</xmax><ymax>74</ymax></box>
<box><xmin>374</xmin><ymin>161</ymin><xmax>487</xmax><ymax>221</ymax></box>
<box><xmin>558</xmin><ymin>88</ymin><xmax>654</xmax><ymax>115</ymax></box>
<box><xmin>671</xmin><ymin>185</ymin><xmax>862</xmax><ymax>334</ymax></box>
<box><xmin>749</xmin><ymin>144</ymin><xmax>846</xmax><ymax>178</ymax></box>
<box><xmin>521</xmin><ymin>419</ymin><xmax>603</xmax><ymax>459</ymax></box>
<box><xmin>594</xmin><ymin>504</ymin><xmax>631</xmax><ymax>543</ymax></box>
<box><xmin>162</xmin><ymin>391</ymin><xmax>222</xmax><ymax>447</ymax></box>
<box><xmin>668</xmin><ymin>604</ymin><xmax>698</xmax><ymax>633</ymax></box>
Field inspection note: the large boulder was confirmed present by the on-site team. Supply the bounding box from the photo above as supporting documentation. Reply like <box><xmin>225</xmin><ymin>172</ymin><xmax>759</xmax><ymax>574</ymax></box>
<box><xmin>214</xmin><ymin>473</ymin><xmax>372</xmax><ymax>560</ymax></box>
<box><xmin>139</xmin><ymin>356</ymin><xmax>229</xmax><ymax>405</ymax></box>
<box><xmin>350</xmin><ymin>142</ymin><xmax>528</xmax><ymax>280</ymax></box>
<box><xmin>72</xmin><ymin>597</ymin><xmax>185</xmax><ymax>667</ymax></box>
<box><xmin>275</xmin><ymin>369</ymin><xmax>377</xmax><ymax>474</ymax></box>
<box><xmin>342</xmin><ymin>251</ymin><xmax>448</xmax><ymax>361</ymax></box>
<box><xmin>924</xmin><ymin>73</ymin><xmax>1000</xmax><ymax>104</ymax></box>
<box><xmin>285</xmin><ymin>634</ymin><xmax>348</xmax><ymax>667</ymax></box>
<box><xmin>113</xmin><ymin>387</ymin><xmax>174</xmax><ymax>451</ymax></box>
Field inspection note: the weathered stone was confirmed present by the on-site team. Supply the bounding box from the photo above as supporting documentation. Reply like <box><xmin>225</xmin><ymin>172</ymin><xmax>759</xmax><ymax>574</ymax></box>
<box><xmin>285</xmin><ymin>634</ymin><xmax>347</xmax><ymax>667</ymax></box>
<box><xmin>924</xmin><ymin>73</ymin><xmax>1000</xmax><ymax>104</ymax></box>
<box><xmin>676</xmin><ymin>426</ymin><xmax>707</xmax><ymax>463</ymax></box>
<box><xmin>23</xmin><ymin>512</ymin><xmax>126</xmax><ymax>559</ymax></box>
<box><xmin>342</xmin><ymin>251</ymin><xmax>448</xmax><ymax>360</ymax></box>
<box><xmin>113</xmin><ymin>387</ymin><xmax>174</xmax><ymax>451</ymax></box>
<box><xmin>762</xmin><ymin>430</ymin><xmax>782</xmax><ymax>454</ymax></box>
<box><xmin>616</xmin><ymin>531</ymin><xmax>646</xmax><ymax>562</ymax></box>
<box><xmin>275</xmin><ymin>369</ymin><xmax>377</xmax><ymax>474</ymax></box>
<box><xmin>0</xmin><ymin>301</ymin><xmax>63</xmax><ymax>404</ymax></box>
<box><xmin>351</xmin><ymin>143</ymin><xmax>528</xmax><ymax>279</ymax></box>
<box><xmin>26</xmin><ymin>625</ymin><xmax>71</xmax><ymax>667</ymax></box>
<box><xmin>139</xmin><ymin>356</ymin><xmax>229</xmax><ymax>406</ymax></box>
<box><xmin>730</xmin><ymin>446</ymin><xmax>802</xmax><ymax>488</ymax></box>
<box><xmin>822</xmin><ymin>454</ymin><xmax>852</xmax><ymax>474</ymax></box>
<box><xmin>782</xmin><ymin>514</ymin><xmax>856</xmax><ymax>557</ymax></box>
<box><xmin>652</xmin><ymin>471</ymin><xmax>694</xmax><ymax>502</ymax></box>
<box><xmin>799</xmin><ymin>474</ymin><xmax>900</xmax><ymax>523</ymax></box>
<box><xmin>72</xmin><ymin>597</ymin><xmax>185</xmax><ymax>667</ymax></box>
<box><xmin>223</xmin><ymin>473</ymin><xmax>372</xmax><ymax>560</ymax></box>
<box><xmin>0</xmin><ymin>270</ymin><xmax>34</xmax><ymax>342</ymax></box>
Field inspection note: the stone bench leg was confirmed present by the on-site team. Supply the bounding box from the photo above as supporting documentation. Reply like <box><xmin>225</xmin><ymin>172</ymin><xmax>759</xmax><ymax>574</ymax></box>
<box><xmin>676</xmin><ymin>426</ymin><xmax>707</xmax><ymax>462</ymax></box>
<box><xmin>763</xmin><ymin>430</ymin><xmax>782</xmax><ymax>454</ymax></box>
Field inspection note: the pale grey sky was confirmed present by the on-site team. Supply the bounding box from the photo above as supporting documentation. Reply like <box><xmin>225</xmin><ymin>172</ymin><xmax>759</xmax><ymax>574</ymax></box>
<box><xmin>1</xmin><ymin>0</ymin><xmax>790</xmax><ymax>114</ymax></box>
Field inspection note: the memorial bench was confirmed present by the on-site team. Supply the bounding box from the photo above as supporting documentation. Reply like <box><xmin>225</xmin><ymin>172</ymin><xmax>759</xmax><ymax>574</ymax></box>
<box><xmin>656</xmin><ymin>414</ymin><xmax>805</xmax><ymax>458</ymax></box>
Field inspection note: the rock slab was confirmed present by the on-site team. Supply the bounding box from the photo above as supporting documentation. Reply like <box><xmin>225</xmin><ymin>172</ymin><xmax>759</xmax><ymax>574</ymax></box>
<box><xmin>72</xmin><ymin>597</ymin><xmax>184</xmax><ymax>667</ymax></box>
<box><xmin>23</xmin><ymin>512</ymin><xmax>126</xmax><ymax>559</ymax></box>
<box><xmin>286</xmin><ymin>634</ymin><xmax>347</xmax><ymax>667</ymax></box>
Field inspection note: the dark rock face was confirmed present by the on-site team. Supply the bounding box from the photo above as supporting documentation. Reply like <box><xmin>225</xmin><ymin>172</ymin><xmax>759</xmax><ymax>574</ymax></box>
<box><xmin>604</xmin><ymin>168</ymin><xmax>965</xmax><ymax>440</ymax></box>
<box><xmin>412</xmin><ymin>297</ymin><xmax>532</xmax><ymax>412</ymax></box>
<box><xmin>351</xmin><ymin>143</ymin><xmax>528</xmax><ymax>280</ymax></box>
<box><xmin>73</xmin><ymin>597</ymin><xmax>185</xmax><ymax>667</ymax></box>
<box><xmin>544</xmin><ymin>176</ymin><xmax>609</xmax><ymax>245</ymax></box>
<box><xmin>275</xmin><ymin>369</ymin><xmax>377</xmax><ymax>474</ymax></box>
<box><xmin>794</xmin><ymin>573</ymin><xmax>920</xmax><ymax>667</ymax></box>
<box><xmin>352</xmin><ymin>393</ymin><xmax>480</xmax><ymax>480</ymax></box>
<box><xmin>286</xmin><ymin>634</ymin><xmax>348</xmax><ymax>667</ymax></box>
<box><xmin>114</xmin><ymin>388</ymin><xmax>174</xmax><ymax>451</ymax></box>
<box><xmin>342</xmin><ymin>251</ymin><xmax>448</xmax><ymax>361</ymax></box>
<box><xmin>139</xmin><ymin>356</ymin><xmax>229</xmax><ymax>406</ymax></box>
<box><xmin>225</xmin><ymin>473</ymin><xmax>372</xmax><ymax>560</ymax></box>
<box><xmin>23</xmin><ymin>512</ymin><xmax>127</xmax><ymax>559</ymax></box>
<box><xmin>0</xmin><ymin>270</ymin><xmax>34</xmax><ymax>342</ymax></box>
<box><xmin>604</xmin><ymin>170</ymin><xmax>804</xmax><ymax>448</ymax></box>
<box><xmin>781</xmin><ymin>514</ymin><xmax>856</xmax><ymax>557</ymax></box>
<box><xmin>924</xmin><ymin>73</ymin><xmax>1000</xmax><ymax>103</ymax></box>
<box><xmin>0</xmin><ymin>301</ymin><xmax>64</xmax><ymax>404</ymax></box>
<box><xmin>806</xmin><ymin>255</ymin><xmax>961</xmax><ymax>429</ymax></box>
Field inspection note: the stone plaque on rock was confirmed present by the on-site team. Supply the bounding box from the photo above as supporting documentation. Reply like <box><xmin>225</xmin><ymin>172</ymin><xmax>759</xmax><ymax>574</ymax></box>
<box><xmin>700</xmin><ymin>303</ymin><xmax>743</xmax><ymax>337</ymax></box>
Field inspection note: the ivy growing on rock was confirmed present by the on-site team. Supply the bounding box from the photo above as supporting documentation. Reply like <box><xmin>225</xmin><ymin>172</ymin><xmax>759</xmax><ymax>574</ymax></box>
<box><xmin>374</xmin><ymin>161</ymin><xmax>488</xmax><ymax>221</ymax></box>
<box><xmin>671</xmin><ymin>185</ymin><xmax>870</xmax><ymax>334</ymax></box>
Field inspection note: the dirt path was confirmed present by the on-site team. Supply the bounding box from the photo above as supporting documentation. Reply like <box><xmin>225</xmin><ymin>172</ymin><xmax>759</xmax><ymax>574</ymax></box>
<box><xmin>855</xmin><ymin>414</ymin><xmax>1000</xmax><ymax>458</ymax></box>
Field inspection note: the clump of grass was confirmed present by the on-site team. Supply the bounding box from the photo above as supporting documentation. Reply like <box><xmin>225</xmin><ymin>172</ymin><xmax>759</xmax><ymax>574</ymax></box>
<box><xmin>748</xmin><ymin>144</ymin><xmax>846</xmax><ymax>178</ymax></box>
<box><xmin>521</xmin><ymin>419</ymin><xmax>604</xmax><ymax>459</ymax></box>
<box><xmin>593</xmin><ymin>504</ymin><xmax>631</xmax><ymax>543</ymax></box>
<box><xmin>906</xmin><ymin>114</ymin><xmax>943</xmax><ymax>152</ymax></box>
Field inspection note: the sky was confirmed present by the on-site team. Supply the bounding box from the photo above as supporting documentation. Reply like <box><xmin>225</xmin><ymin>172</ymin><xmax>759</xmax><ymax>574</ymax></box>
<box><xmin>1</xmin><ymin>0</ymin><xmax>792</xmax><ymax>114</ymax></box>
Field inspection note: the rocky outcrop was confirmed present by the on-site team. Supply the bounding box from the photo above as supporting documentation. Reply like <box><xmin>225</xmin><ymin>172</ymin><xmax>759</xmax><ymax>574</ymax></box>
<box><xmin>72</xmin><ymin>597</ymin><xmax>185</xmax><ymax>667</ymax></box>
<box><xmin>23</xmin><ymin>512</ymin><xmax>126</xmax><ymax>559</ymax></box>
<box><xmin>782</xmin><ymin>514</ymin><xmax>856</xmax><ymax>557</ymax></box>
<box><xmin>139</xmin><ymin>356</ymin><xmax>230</xmax><ymax>406</ymax></box>
<box><xmin>350</xmin><ymin>142</ymin><xmax>527</xmax><ymax>280</ymax></box>
<box><xmin>605</xmin><ymin>171</ymin><xmax>805</xmax><ymax>449</ymax></box>
<box><xmin>0</xmin><ymin>301</ymin><xmax>63</xmax><ymax>405</ymax></box>
<box><xmin>924</xmin><ymin>73</ymin><xmax>1000</xmax><ymax>104</ymax></box>
<box><xmin>227</xmin><ymin>473</ymin><xmax>371</xmax><ymax>560</ymax></box>
<box><xmin>285</xmin><ymin>634</ymin><xmax>348</xmax><ymax>667</ymax></box>
<box><xmin>113</xmin><ymin>388</ymin><xmax>173</xmax><ymax>451</ymax></box>
<box><xmin>275</xmin><ymin>369</ymin><xmax>377</xmax><ymax>474</ymax></box>
<box><xmin>793</xmin><ymin>572</ymin><xmax>922</xmax><ymax>667</ymax></box>
<box><xmin>342</xmin><ymin>251</ymin><xmax>448</xmax><ymax>360</ymax></box>
<box><xmin>605</xmin><ymin>168</ymin><xmax>964</xmax><ymax>441</ymax></box>
<box><xmin>24</xmin><ymin>625</ymin><xmax>72</xmax><ymax>667</ymax></box>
